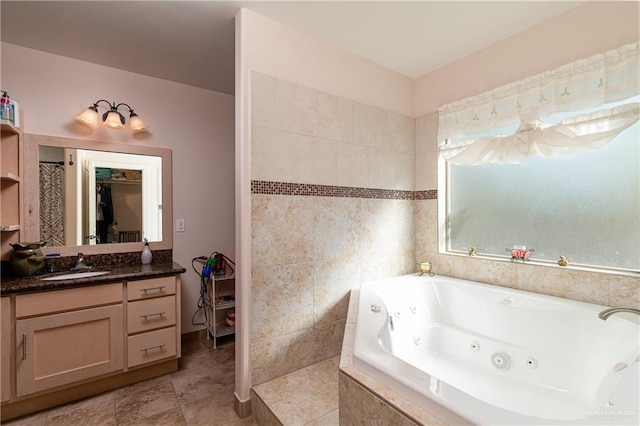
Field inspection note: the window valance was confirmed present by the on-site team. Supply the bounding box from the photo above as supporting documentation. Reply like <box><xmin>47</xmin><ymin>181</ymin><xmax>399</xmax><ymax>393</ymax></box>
<box><xmin>437</xmin><ymin>42</ymin><xmax>639</xmax><ymax>150</ymax></box>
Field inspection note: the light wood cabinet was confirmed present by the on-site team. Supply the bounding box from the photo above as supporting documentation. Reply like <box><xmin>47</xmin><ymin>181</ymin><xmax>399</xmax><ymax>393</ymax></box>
<box><xmin>127</xmin><ymin>276</ymin><xmax>176</xmax><ymax>301</ymax></box>
<box><xmin>16</xmin><ymin>304</ymin><xmax>124</xmax><ymax>397</ymax></box>
<box><xmin>126</xmin><ymin>276</ymin><xmax>179</xmax><ymax>368</ymax></box>
<box><xmin>1</xmin><ymin>297</ymin><xmax>11</xmax><ymax>402</ymax></box>
<box><xmin>1</xmin><ymin>112</ymin><xmax>24</xmax><ymax>260</ymax></box>
<box><xmin>128</xmin><ymin>327</ymin><xmax>176</xmax><ymax>368</ymax></box>
<box><xmin>1</xmin><ymin>275</ymin><xmax>182</xmax><ymax>421</ymax></box>
<box><xmin>14</xmin><ymin>284</ymin><xmax>124</xmax><ymax>397</ymax></box>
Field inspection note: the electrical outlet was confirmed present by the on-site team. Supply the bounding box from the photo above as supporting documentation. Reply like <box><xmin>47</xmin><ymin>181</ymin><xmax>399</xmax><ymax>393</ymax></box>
<box><xmin>176</xmin><ymin>218</ymin><xmax>185</xmax><ymax>232</ymax></box>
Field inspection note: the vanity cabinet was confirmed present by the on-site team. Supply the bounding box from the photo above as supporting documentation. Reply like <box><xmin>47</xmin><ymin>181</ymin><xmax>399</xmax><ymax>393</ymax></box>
<box><xmin>1</xmin><ymin>297</ymin><xmax>11</xmax><ymax>402</ymax></box>
<box><xmin>14</xmin><ymin>283</ymin><xmax>123</xmax><ymax>397</ymax></box>
<box><xmin>126</xmin><ymin>276</ymin><xmax>178</xmax><ymax>367</ymax></box>
<box><xmin>1</xmin><ymin>273</ymin><xmax>182</xmax><ymax>422</ymax></box>
<box><xmin>0</xmin><ymin>112</ymin><xmax>23</xmax><ymax>260</ymax></box>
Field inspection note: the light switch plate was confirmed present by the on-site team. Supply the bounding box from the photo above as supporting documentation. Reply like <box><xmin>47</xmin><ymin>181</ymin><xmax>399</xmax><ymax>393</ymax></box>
<box><xmin>176</xmin><ymin>218</ymin><xmax>185</xmax><ymax>232</ymax></box>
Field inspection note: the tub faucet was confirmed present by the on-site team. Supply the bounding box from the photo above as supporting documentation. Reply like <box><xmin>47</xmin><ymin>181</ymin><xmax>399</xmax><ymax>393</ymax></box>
<box><xmin>598</xmin><ymin>307</ymin><xmax>640</xmax><ymax>320</ymax></box>
<box><xmin>71</xmin><ymin>253</ymin><xmax>91</xmax><ymax>271</ymax></box>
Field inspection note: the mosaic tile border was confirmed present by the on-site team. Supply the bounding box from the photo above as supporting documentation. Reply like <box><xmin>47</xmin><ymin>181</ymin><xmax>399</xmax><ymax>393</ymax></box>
<box><xmin>251</xmin><ymin>181</ymin><xmax>437</xmax><ymax>200</ymax></box>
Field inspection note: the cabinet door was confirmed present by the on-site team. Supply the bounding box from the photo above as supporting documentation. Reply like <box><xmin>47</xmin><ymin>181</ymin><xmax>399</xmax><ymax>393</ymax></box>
<box><xmin>1</xmin><ymin>297</ymin><xmax>11</xmax><ymax>402</ymax></box>
<box><xmin>16</xmin><ymin>304</ymin><xmax>123</xmax><ymax>397</ymax></box>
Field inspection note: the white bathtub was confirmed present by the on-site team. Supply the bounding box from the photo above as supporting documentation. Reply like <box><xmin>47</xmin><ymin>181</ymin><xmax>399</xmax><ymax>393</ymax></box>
<box><xmin>353</xmin><ymin>274</ymin><xmax>639</xmax><ymax>425</ymax></box>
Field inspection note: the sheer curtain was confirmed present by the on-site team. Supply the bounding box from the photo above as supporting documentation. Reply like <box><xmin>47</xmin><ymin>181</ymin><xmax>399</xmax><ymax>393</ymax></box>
<box><xmin>438</xmin><ymin>42</ymin><xmax>639</xmax><ymax>165</ymax></box>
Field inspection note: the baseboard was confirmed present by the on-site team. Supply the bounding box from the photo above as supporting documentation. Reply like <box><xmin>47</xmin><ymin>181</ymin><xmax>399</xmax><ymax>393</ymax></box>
<box><xmin>234</xmin><ymin>392</ymin><xmax>252</xmax><ymax>418</ymax></box>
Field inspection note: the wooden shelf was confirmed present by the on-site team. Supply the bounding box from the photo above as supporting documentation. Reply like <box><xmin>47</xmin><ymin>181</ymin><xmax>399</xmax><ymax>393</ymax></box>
<box><xmin>0</xmin><ymin>119</ymin><xmax>19</xmax><ymax>135</ymax></box>
<box><xmin>1</xmin><ymin>110</ymin><xmax>23</xmax><ymax>261</ymax></box>
<box><xmin>0</xmin><ymin>172</ymin><xmax>20</xmax><ymax>182</ymax></box>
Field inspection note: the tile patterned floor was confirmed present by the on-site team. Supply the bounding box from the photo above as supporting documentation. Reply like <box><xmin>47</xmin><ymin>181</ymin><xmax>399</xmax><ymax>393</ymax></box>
<box><xmin>3</xmin><ymin>334</ymin><xmax>256</xmax><ymax>426</ymax></box>
<box><xmin>252</xmin><ymin>357</ymin><xmax>339</xmax><ymax>425</ymax></box>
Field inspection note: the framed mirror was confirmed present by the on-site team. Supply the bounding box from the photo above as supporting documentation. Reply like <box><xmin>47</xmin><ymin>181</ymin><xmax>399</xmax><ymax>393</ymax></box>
<box><xmin>24</xmin><ymin>134</ymin><xmax>172</xmax><ymax>256</ymax></box>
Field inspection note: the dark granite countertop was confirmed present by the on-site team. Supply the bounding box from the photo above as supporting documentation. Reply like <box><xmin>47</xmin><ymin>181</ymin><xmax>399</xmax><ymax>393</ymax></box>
<box><xmin>1</xmin><ymin>262</ymin><xmax>186</xmax><ymax>295</ymax></box>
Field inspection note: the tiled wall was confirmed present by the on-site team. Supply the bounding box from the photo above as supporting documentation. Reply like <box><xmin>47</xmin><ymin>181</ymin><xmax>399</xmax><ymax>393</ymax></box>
<box><xmin>251</xmin><ymin>72</ymin><xmax>415</xmax><ymax>190</ymax></box>
<box><xmin>250</xmin><ymin>72</ymin><xmax>417</xmax><ymax>384</ymax></box>
<box><xmin>249</xmin><ymin>72</ymin><xmax>640</xmax><ymax>387</ymax></box>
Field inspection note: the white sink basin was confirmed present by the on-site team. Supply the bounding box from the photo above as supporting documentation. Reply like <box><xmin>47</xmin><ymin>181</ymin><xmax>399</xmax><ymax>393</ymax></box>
<box><xmin>40</xmin><ymin>271</ymin><xmax>111</xmax><ymax>281</ymax></box>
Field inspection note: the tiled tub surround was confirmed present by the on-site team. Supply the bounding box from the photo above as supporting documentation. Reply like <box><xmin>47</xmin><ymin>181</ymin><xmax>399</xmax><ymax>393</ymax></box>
<box><xmin>250</xmin><ymin>71</ymin><xmax>420</xmax><ymax>385</ymax></box>
<box><xmin>251</xmin><ymin>193</ymin><xmax>416</xmax><ymax>384</ymax></box>
<box><xmin>249</xmin><ymin>72</ymin><xmax>640</xmax><ymax>389</ymax></box>
<box><xmin>340</xmin><ymin>286</ymin><xmax>638</xmax><ymax>426</ymax></box>
<box><xmin>340</xmin><ymin>289</ymin><xmax>445</xmax><ymax>426</ymax></box>
<box><xmin>346</xmin><ymin>275</ymin><xmax>639</xmax><ymax>425</ymax></box>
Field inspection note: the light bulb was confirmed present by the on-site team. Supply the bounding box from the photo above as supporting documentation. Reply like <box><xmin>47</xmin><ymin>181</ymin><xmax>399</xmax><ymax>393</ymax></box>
<box><xmin>103</xmin><ymin>111</ymin><xmax>125</xmax><ymax>130</ymax></box>
<box><xmin>75</xmin><ymin>105</ymin><xmax>99</xmax><ymax>127</ymax></box>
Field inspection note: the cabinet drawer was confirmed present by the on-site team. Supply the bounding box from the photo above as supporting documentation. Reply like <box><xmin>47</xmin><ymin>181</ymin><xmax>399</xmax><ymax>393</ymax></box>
<box><xmin>127</xmin><ymin>327</ymin><xmax>176</xmax><ymax>368</ymax></box>
<box><xmin>16</xmin><ymin>283</ymin><xmax>122</xmax><ymax>318</ymax></box>
<box><xmin>127</xmin><ymin>296</ymin><xmax>175</xmax><ymax>334</ymax></box>
<box><xmin>127</xmin><ymin>277</ymin><xmax>175</xmax><ymax>301</ymax></box>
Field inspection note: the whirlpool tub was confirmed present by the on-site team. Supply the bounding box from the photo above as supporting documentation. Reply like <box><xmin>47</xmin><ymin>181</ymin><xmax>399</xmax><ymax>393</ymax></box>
<box><xmin>353</xmin><ymin>274</ymin><xmax>639</xmax><ymax>425</ymax></box>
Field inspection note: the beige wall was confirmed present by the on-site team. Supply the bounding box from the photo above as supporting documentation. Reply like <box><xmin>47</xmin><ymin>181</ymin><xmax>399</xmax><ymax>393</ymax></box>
<box><xmin>413</xmin><ymin>1</ymin><xmax>640</xmax><ymax>116</ymax></box>
<box><xmin>1</xmin><ymin>43</ymin><xmax>236</xmax><ymax>334</ymax></box>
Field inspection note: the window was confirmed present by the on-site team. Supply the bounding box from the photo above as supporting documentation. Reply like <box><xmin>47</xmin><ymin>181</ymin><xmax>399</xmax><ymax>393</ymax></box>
<box><xmin>437</xmin><ymin>43</ymin><xmax>639</xmax><ymax>272</ymax></box>
<box><xmin>444</xmin><ymin>102</ymin><xmax>639</xmax><ymax>270</ymax></box>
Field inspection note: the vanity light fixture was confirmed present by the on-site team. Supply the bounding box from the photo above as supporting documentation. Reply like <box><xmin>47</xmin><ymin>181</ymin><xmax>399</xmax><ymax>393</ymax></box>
<box><xmin>75</xmin><ymin>100</ymin><xmax>147</xmax><ymax>133</ymax></box>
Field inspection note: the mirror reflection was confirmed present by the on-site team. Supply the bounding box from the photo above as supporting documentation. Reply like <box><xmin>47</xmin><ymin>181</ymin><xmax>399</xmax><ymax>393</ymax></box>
<box><xmin>39</xmin><ymin>146</ymin><xmax>162</xmax><ymax>247</ymax></box>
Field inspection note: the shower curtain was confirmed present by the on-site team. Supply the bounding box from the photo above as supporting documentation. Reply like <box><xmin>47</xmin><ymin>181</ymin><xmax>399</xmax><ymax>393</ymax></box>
<box><xmin>39</xmin><ymin>163</ymin><xmax>65</xmax><ymax>246</ymax></box>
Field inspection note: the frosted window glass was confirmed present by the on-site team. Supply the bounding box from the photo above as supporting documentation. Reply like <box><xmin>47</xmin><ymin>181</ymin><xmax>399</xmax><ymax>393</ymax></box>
<box><xmin>448</xmin><ymin>121</ymin><xmax>639</xmax><ymax>270</ymax></box>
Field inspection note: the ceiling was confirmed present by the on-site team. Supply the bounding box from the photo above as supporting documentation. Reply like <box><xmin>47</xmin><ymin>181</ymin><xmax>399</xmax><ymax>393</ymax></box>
<box><xmin>1</xmin><ymin>1</ymin><xmax>584</xmax><ymax>95</ymax></box>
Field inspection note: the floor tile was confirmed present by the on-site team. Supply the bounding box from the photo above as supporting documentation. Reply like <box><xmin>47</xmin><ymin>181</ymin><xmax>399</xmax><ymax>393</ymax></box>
<box><xmin>1</xmin><ymin>338</ymin><xmax>286</xmax><ymax>426</ymax></box>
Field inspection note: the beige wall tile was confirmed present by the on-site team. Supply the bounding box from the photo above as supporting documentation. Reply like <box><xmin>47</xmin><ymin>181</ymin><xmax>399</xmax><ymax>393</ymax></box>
<box><xmin>251</xmin><ymin>126</ymin><xmax>298</xmax><ymax>182</ymax></box>
<box><xmin>382</xmin><ymin>111</ymin><xmax>415</xmax><ymax>155</ymax></box>
<box><xmin>415</xmin><ymin>152</ymin><xmax>437</xmax><ymax>191</ymax></box>
<box><xmin>414</xmin><ymin>199</ymin><xmax>438</xmax><ymax>255</ymax></box>
<box><xmin>251</xmin><ymin>194</ymin><xmax>315</xmax><ymax>266</ymax></box>
<box><xmin>339</xmin><ymin>372</ymin><xmax>421</xmax><ymax>426</ymax></box>
<box><xmin>352</xmin><ymin>102</ymin><xmax>383</xmax><ymax>148</ymax></box>
<box><xmin>298</xmin><ymin>135</ymin><xmax>337</xmax><ymax>185</ymax></box>
<box><xmin>251</xmin><ymin>263</ymin><xmax>315</xmax><ymax>341</ymax></box>
<box><xmin>275</xmin><ymin>79</ymin><xmax>318</xmax><ymax>136</ymax></box>
<box><xmin>415</xmin><ymin>112</ymin><xmax>438</xmax><ymax>155</ymax></box>
<box><xmin>252</xmin><ymin>329</ymin><xmax>316</xmax><ymax>386</ymax></box>
<box><xmin>452</xmin><ymin>256</ymin><xmax>518</xmax><ymax>288</ymax></box>
<box><xmin>608</xmin><ymin>274</ymin><xmax>640</xmax><ymax>309</ymax></box>
<box><xmin>251</xmin><ymin>72</ymin><xmax>276</xmax><ymax>129</ymax></box>
<box><xmin>516</xmin><ymin>265</ymin><xmax>609</xmax><ymax>305</ymax></box>
<box><xmin>313</xmin><ymin>258</ymin><xmax>361</xmax><ymax>325</ymax></box>
<box><xmin>317</xmin><ymin>92</ymin><xmax>353</xmax><ymax>142</ymax></box>
<box><xmin>313</xmin><ymin>197</ymin><xmax>364</xmax><ymax>263</ymax></box>
<box><xmin>336</xmin><ymin>142</ymin><xmax>369</xmax><ymax>188</ymax></box>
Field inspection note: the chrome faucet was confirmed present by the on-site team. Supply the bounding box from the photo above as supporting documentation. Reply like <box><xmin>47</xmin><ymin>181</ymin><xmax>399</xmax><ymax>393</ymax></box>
<box><xmin>598</xmin><ymin>307</ymin><xmax>640</xmax><ymax>320</ymax></box>
<box><xmin>71</xmin><ymin>253</ymin><xmax>91</xmax><ymax>271</ymax></box>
